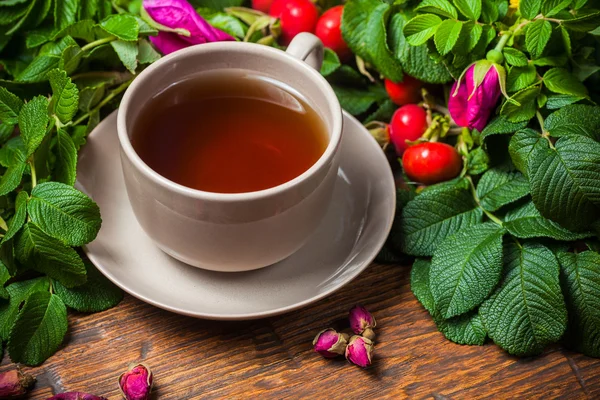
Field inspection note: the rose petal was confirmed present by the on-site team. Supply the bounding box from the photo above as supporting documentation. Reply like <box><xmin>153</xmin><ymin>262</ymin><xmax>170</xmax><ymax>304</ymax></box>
<box><xmin>149</xmin><ymin>32</ymin><xmax>192</xmax><ymax>55</ymax></box>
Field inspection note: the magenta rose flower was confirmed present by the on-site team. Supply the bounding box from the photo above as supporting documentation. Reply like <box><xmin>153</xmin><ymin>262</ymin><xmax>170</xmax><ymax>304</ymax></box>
<box><xmin>119</xmin><ymin>364</ymin><xmax>153</xmax><ymax>400</ymax></box>
<box><xmin>345</xmin><ymin>335</ymin><xmax>374</xmax><ymax>368</ymax></box>
<box><xmin>312</xmin><ymin>328</ymin><xmax>349</xmax><ymax>358</ymax></box>
<box><xmin>449</xmin><ymin>62</ymin><xmax>504</xmax><ymax>132</ymax></box>
<box><xmin>143</xmin><ymin>0</ymin><xmax>235</xmax><ymax>55</ymax></box>
<box><xmin>348</xmin><ymin>305</ymin><xmax>376</xmax><ymax>340</ymax></box>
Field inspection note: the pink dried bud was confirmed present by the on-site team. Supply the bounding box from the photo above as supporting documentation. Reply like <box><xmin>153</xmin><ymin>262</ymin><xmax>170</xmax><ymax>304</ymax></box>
<box><xmin>119</xmin><ymin>364</ymin><xmax>153</xmax><ymax>400</ymax></box>
<box><xmin>345</xmin><ymin>335</ymin><xmax>374</xmax><ymax>368</ymax></box>
<box><xmin>47</xmin><ymin>393</ymin><xmax>107</xmax><ymax>400</ymax></box>
<box><xmin>448</xmin><ymin>61</ymin><xmax>504</xmax><ymax>132</ymax></box>
<box><xmin>312</xmin><ymin>328</ymin><xmax>349</xmax><ymax>358</ymax></box>
<box><xmin>0</xmin><ymin>369</ymin><xmax>35</xmax><ymax>398</ymax></box>
<box><xmin>349</xmin><ymin>305</ymin><xmax>376</xmax><ymax>340</ymax></box>
<box><xmin>143</xmin><ymin>0</ymin><xmax>234</xmax><ymax>55</ymax></box>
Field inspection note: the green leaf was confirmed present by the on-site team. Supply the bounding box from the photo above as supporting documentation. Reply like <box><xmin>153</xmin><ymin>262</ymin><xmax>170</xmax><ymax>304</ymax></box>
<box><xmin>545</xmin><ymin>105</ymin><xmax>600</xmax><ymax>140</ymax></box>
<box><xmin>197</xmin><ymin>8</ymin><xmax>246</xmax><ymax>38</ymax></box>
<box><xmin>16</xmin><ymin>222</ymin><xmax>86</xmax><ymax>287</ymax></box>
<box><xmin>453</xmin><ymin>0</ymin><xmax>482</xmax><ymax>20</ymax></box>
<box><xmin>480</xmin><ymin>0</ymin><xmax>498</xmax><ymax>23</ymax></box>
<box><xmin>434</xmin><ymin>19</ymin><xmax>463</xmax><ymax>56</ymax></box>
<box><xmin>403</xmin><ymin>14</ymin><xmax>443</xmax><ymax>46</ymax></box>
<box><xmin>55</xmin><ymin>261</ymin><xmax>122</xmax><ymax>312</ymax></box>
<box><xmin>545</xmin><ymin>94</ymin><xmax>583</xmax><ymax>109</ymax></box>
<box><xmin>0</xmin><ymin>162</ymin><xmax>27</xmax><ymax>196</ymax></box>
<box><xmin>18</xmin><ymin>95</ymin><xmax>49</xmax><ymax>156</ymax></box>
<box><xmin>27</xmin><ymin>182</ymin><xmax>101</xmax><ymax>246</ymax></box>
<box><xmin>320</xmin><ymin>48</ymin><xmax>341</xmax><ymax>77</ymax></box>
<box><xmin>558</xmin><ymin>251</ymin><xmax>600</xmax><ymax>357</ymax></box>
<box><xmin>99</xmin><ymin>14</ymin><xmax>139</xmax><ymax>41</ymax></box>
<box><xmin>532</xmin><ymin>55</ymin><xmax>567</xmax><ymax>67</ymax></box>
<box><xmin>331</xmin><ymin>85</ymin><xmax>387</xmax><ymax>115</ymax></box>
<box><xmin>504</xmin><ymin>200</ymin><xmax>593</xmax><ymax>241</ymax></box>
<box><xmin>527</xmin><ymin>135</ymin><xmax>600</xmax><ymax>231</ymax></box>
<box><xmin>466</xmin><ymin>147</ymin><xmax>489</xmax><ymax>175</ymax></box>
<box><xmin>7</xmin><ymin>291</ymin><xmax>67</xmax><ymax>366</ymax></box>
<box><xmin>389</xmin><ymin>13</ymin><xmax>453</xmax><ymax>84</ymax></box>
<box><xmin>431</xmin><ymin>223</ymin><xmax>505</xmax><ymax>319</ymax></box>
<box><xmin>411</xmin><ymin>258</ymin><xmax>487</xmax><ymax>345</ymax></box>
<box><xmin>562</xmin><ymin>11</ymin><xmax>600</xmax><ymax>32</ymax></box>
<box><xmin>476</xmin><ymin>169</ymin><xmax>529</xmax><ymax>211</ymax></box>
<box><xmin>341</xmin><ymin>0</ymin><xmax>403</xmax><ymax>81</ymax></box>
<box><xmin>15</xmin><ymin>54</ymin><xmax>60</xmax><ymax>83</ymax></box>
<box><xmin>54</xmin><ymin>0</ymin><xmax>78</xmax><ymax>30</ymax></box>
<box><xmin>364</xmin><ymin>99</ymin><xmax>396</xmax><ymax>123</ymax></box>
<box><xmin>54</xmin><ymin>19</ymin><xmax>96</xmax><ymax>42</ymax></box>
<box><xmin>480</xmin><ymin>242</ymin><xmax>567</xmax><ymax>356</ymax></box>
<box><xmin>0</xmin><ymin>87</ymin><xmax>24</xmax><ymax>125</ymax></box>
<box><xmin>481</xmin><ymin>116</ymin><xmax>528</xmax><ymax>141</ymax></box>
<box><xmin>400</xmin><ymin>179</ymin><xmax>483</xmax><ymax>256</ymax></box>
<box><xmin>500</xmin><ymin>85</ymin><xmax>540</xmax><ymax>122</ymax></box>
<box><xmin>137</xmin><ymin>39</ymin><xmax>161</xmax><ymax>65</ymax></box>
<box><xmin>503</xmin><ymin>48</ymin><xmax>529</xmax><ymax>67</ymax></box>
<box><xmin>2</xmin><ymin>191</ymin><xmax>28</xmax><ymax>243</ymax></box>
<box><xmin>519</xmin><ymin>0</ymin><xmax>541</xmax><ymax>19</ymax></box>
<box><xmin>54</xmin><ymin>129</ymin><xmax>77</xmax><ymax>186</ymax></box>
<box><xmin>509</xmin><ymin>128</ymin><xmax>543</xmax><ymax>176</ymax></box>
<box><xmin>0</xmin><ymin>277</ymin><xmax>49</xmax><ymax>341</ymax></box>
<box><xmin>507</xmin><ymin>64</ymin><xmax>537</xmax><ymax>92</ymax></box>
<box><xmin>415</xmin><ymin>0</ymin><xmax>458</xmax><ymax>19</ymax></box>
<box><xmin>453</xmin><ymin>22</ymin><xmax>482</xmax><ymax>55</ymax></box>
<box><xmin>541</xmin><ymin>0</ymin><xmax>571</xmax><ymax>16</ymax></box>
<box><xmin>543</xmin><ymin>68</ymin><xmax>588</xmax><ymax>98</ymax></box>
<box><xmin>111</xmin><ymin>40</ymin><xmax>138</xmax><ymax>74</ymax></box>
<box><xmin>525</xmin><ymin>20</ymin><xmax>552</xmax><ymax>59</ymax></box>
<box><xmin>47</xmin><ymin>69</ymin><xmax>79</xmax><ymax>124</ymax></box>
<box><xmin>78</xmin><ymin>85</ymin><xmax>105</xmax><ymax>112</ymax></box>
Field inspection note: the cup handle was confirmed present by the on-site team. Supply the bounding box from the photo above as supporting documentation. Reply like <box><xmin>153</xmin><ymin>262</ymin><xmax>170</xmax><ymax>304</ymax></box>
<box><xmin>285</xmin><ymin>33</ymin><xmax>324</xmax><ymax>71</ymax></box>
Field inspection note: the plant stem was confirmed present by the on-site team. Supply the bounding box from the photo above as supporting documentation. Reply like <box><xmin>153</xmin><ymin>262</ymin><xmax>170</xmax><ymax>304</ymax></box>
<box><xmin>73</xmin><ymin>79</ymin><xmax>133</xmax><ymax>126</ymax></box>
<box><xmin>536</xmin><ymin>111</ymin><xmax>546</xmax><ymax>133</ymax></box>
<box><xmin>494</xmin><ymin>32</ymin><xmax>511</xmax><ymax>52</ymax></box>
<box><xmin>29</xmin><ymin>156</ymin><xmax>37</xmax><ymax>189</ymax></box>
<box><xmin>81</xmin><ymin>36</ymin><xmax>116</xmax><ymax>52</ymax></box>
<box><xmin>467</xmin><ymin>176</ymin><xmax>504</xmax><ymax>226</ymax></box>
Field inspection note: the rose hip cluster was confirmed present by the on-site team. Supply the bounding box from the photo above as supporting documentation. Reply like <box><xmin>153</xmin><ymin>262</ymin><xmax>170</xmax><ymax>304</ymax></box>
<box><xmin>312</xmin><ymin>305</ymin><xmax>376</xmax><ymax>368</ymax></box>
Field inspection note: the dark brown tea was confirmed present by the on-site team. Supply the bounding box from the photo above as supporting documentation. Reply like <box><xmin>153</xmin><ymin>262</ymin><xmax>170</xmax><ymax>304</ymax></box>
<box><xmin>131</xmin><ymin>70</ymin><xmax>328</xmax><ymax>193</ymax></box>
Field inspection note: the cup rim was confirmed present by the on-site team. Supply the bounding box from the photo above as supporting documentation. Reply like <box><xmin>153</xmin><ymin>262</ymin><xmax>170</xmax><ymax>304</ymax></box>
<box><xmin>117</xmin><ymin>41</ymin><xmax>343</xmax><ymax>202</ymax></box>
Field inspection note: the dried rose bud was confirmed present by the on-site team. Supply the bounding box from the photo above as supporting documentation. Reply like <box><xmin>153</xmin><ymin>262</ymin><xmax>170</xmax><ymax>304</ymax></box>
<box><xmin>312</xmin><ymin>328</ymin><xmax>349</xmax><ymax>358</ymax></box>
<box><xmin>0</xmin><ymin>369</ymin><xmax>35</xmax><ymax>398</ymax></box>
<box><xmin>345</xmin><ymin>335</ymin><xmax>374</xmax><ymax>368</ymax></box>
<box><xmin>47</xmin><ymin>393</ymin><xmax>107</xmax><ymax>400</ymax></box>
<box><xmin>119</xmin><ymin>364</ymin><xmax>153</xmax><ymax>400</ymax></box>
<box><xmin>349</xmin><ymin>305</ymin><xmax>376</xmax><ymax>340</ymax></box>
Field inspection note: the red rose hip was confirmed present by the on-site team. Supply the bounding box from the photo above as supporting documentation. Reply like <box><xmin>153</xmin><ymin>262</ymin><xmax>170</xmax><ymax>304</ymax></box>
<box><xmin>402</xmin><ymin>142</ymin><xmax>462</xmax><ymax>185</ymax></box>
<box><xmin>269</xmin><ymin>0</ymin><xmax>319</xmax><ymax>45</ymax></box>
<box><xmin>389</xmin><ymin>104</ymin><xmax>428</xmax><ymax>155</ymax></box>
<box><xmin>315</xmin><ymin>6</ymin><xmax>351</xmax><ymax>61</ymax></box>
<box><xmin>384</xmin><ymin>76</ymin><xmax>422</xmax><ymax>106</ymax></box>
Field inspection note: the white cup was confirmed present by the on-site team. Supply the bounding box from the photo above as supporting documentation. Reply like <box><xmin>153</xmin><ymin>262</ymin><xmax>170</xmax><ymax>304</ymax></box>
<box><xmin>117</xmin><ymin>33</ymin><xmax>343</xmax><ymax>272</ymax></box>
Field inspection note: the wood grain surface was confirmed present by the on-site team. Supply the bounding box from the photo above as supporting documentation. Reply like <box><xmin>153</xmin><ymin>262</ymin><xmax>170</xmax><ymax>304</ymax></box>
<box><xmin>1</xmin><ymin>262</ymin><xmax>599</xmax><ymax>399</ymax></box>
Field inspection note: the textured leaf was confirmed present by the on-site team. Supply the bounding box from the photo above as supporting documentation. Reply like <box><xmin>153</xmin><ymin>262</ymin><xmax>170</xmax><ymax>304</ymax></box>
<box><xmin>137</xmin><ymin>38</ymin><xmax>161</xmax><ymax>65</ymax></box>
<box><xmin>507</xmin><ymin>64</ymin><xmax>537</xmax><ymax>93</ymax></box>
<box><xmin>480</xmin><ymin>242</ymin><xmax>567</xmax><ymax>356</ymax></box>
<box><xmin>476</xmin><ymin>169</ymin><xmax>529</xmax><ymax>211</ymax></box>
<box><xmin>78</xmin><ymin>85</ymin><xmax>105</xmax><ymax>112</ymax></box>
<box><xmin>0</xmin><ymin>87</ymin><xmax>24</xmax><ymax>125</ymax></box>
<box><xmin>415</xmin><ymin>0</ymin><xmax>458</xmax><ymax>19</ymax></box>
<box><xmin>508</xmin><ymin>128</ymin><xmax>543</xmax><ymax>176</ymax></box>
<box><xmin>332</xmin><ymin>85</ymin><xmax>386</xmax><ymax>115</ymax></box>
<box><xmin>54</xmin><ymin>0</ymin><xmax>79</xmax><ymax>30</ymax></box>
<box><xmin>541</xmin><ymin>0</ymin><xmax>571</xmax><ymax>16</ymax></box>
<box><xmin>47</xmin><ymin>69</ymin><xmax>79</xmax><ymax>124</ymax></box>
<box><xmin>400</xmin><ymin>179</ymin><xmax>483</xmax><ymax>256</ymax></box>
<box><xmin>563</xmin><ymin>11</ymin><xmax>600</xmax><ymax>32</ymax></box>
<box><xmin>0</xmin><ymin>277</ymin><xmax>49</xmax><ymax>341</ymax></box>
<box><xmin>559</xmin><ymin>251</ymin><xmax>600</xmax><ymax>357</ymax></box>
<box><xmin>18</xmin><ymin>96</ymin><xmax>49</xmax><ymax>156</ymax></box>
<box><xmin>503</xmin><ymin>48</ymin><xmax>528</xmax><ymax>67</ymax></box>
<box><xmin>453</xmin><ymin>0</ymin><xmax>482</xmax><ymax>20</ymax></box>
<box><xmin>525</xmin><ymin>20</ymin><xmax>552</xmax><ymax>59</ymax></box>
<box><xmin>2</xmin><ymin>191</ymin><xmax>28</xmax><ymax>243</ymax></box>
<box><xmin>403</xmin><ymin>14</ymin><xmax>442</xmax><ymax>46</ymax></box>
<box><xmin>110</xmin><ymin>40</ymin><xmax>138</xmax><ymax>74</ymax></box>
<box><xmin>15</xmin><ymin>54</ymin><xmax>60</xmax><ymax>83</ymax></box>
<box><xmin>54</xmin><ymin>129</ymin><xmax>77</xmax><ymax>186</ymax></box>
<box><xmin>431</xmin><ymin>223</ymin><xmax>505</xmax><ymax>318</ymax></box>
<box><xmin>545</xmin><ymin>105</ymin><xmax>600</xmax><ymax>140</ymax></box>
<box><xmin>0</xmin><ymin>162</ymin><xmax>26</xmax><ymax>196</ymax></box>
<box><xmin>500</xmin><ymin>86</ymin><xmax>540</xmax><ymax>123</ymax></box>
<box><xmin>364</xmin><ymin>99</ymin><xmax>396</xmax><ymax>123</ymax></box>
<box><xmin>27</xmin><ymin>182</ymin><xmax>101</xmax><ymax>246</ymax></box>
<box><xmin>197</xmin><ymin>8</ymin><xmax>246</xmax><ymax>38</ymax></box>
<box><xmin>53</xmin><ymin>19</ymin><xmax>96</xmax><ymax>42</ymax></box>
<box><xmin>16</xmin><ymin>223</ymin><xmax>86</xmax><ymax>287</ymax></box>
<box><xmin>527</xmin><ymin>135</ymin><xmax>600</xmax><ymax>231</ymax></box>
<box><xmin>341</xmin><ymin>0</ymin><xmax>403</xmax><ymax>81</ymax></box>
<box><xmin>543</xmin><ymin>68</ymin><xmax>588</xmax><ymax>98</ymax></box>
<box><xmin>7</xmin><ymin>291</ymin><xmax>67</xmax><ymax>366</ymax></box>
<box><xmin>389</xmin><ymin>13</ymin><xmax>453</xmax><ymax>84</ymax></box>
<box><xmin>434</xmin><ymin>19</ymin><xmax>463</xmax><ymax>56</ymax></box>
<box><xmin>99</xmin><ymin>14</ymin><xmax>139</xmax><ymax>41</ymax></box>
<box><xmin>54</xmin><ymin>261</ymin><xmax>122</xmax><ymax>312</ymax></box>
<box><xmin>411</xmin><ymin>259</ymin><xmax>487</xmax><ymax>345</ymax></box>
<box><xmin>320</xmin><ymin>48</ymin><xmax>341</xmax><ymax>77</ymax></box>
<box><xmin>480</xmin><ymin>116</ymin><xmax>527</xmax><ymax>141</ymax></box>
<box><xmin>453</xmin><ymin>22</ymin><xmax>482</xmax><ymax>55</ymax></box>
<box><xmin>504</xmin><ymin>200</ymin><xmax>593</xmax><ymax>241</ymax></box>
<box><xmin>519</xmin><ymin>0</ymin><xmax>541</xmax><ymax>19</ymax></box>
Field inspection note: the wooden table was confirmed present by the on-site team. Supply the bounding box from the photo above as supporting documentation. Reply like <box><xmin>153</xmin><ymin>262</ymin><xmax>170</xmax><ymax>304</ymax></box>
<box><xmin>2</xmin><ymin>262</ymin><xmax>599</xmax><ymax>399</ymax></box>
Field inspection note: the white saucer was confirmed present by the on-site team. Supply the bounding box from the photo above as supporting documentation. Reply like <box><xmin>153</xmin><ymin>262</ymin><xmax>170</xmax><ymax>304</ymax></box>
<box><xmin>76</xmin><ymin>111</ymin><xmax>395</xmax><ymax>320</ymax></box>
